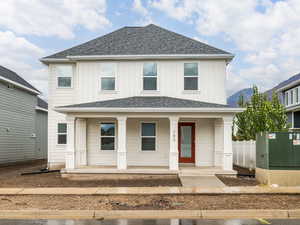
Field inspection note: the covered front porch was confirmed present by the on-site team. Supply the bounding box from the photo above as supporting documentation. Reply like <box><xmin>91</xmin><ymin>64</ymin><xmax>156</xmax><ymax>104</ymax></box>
<box><xmin>61</xmin><ymin>113</ymin><xmax>236</xmax><ymax>175</ymax></box>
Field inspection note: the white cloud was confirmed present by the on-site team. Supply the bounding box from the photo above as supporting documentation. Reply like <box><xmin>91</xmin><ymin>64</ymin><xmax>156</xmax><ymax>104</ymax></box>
<box><xmin>0</xmin><ymin>0</ymin><xmax>110</xmax><ymax>39</ymax></box>
<box><xmin>0</xmin><ymin>31</ymin><xmax>48</xmax><ymax>98</ymax></box>
<box><xmin>151</xmin><ymin>0</ymin><xmax>300</xmax><ymax>94</ymax></box>
<box><xmin>132</xmin><ymin>0</ymin><xmax>153</xmax><ymax>25</ymax></box>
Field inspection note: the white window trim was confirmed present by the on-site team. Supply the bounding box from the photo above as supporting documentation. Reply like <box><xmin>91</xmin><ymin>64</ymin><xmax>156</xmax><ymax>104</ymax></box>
<box><xmin>140</xmin><ymin>121</ymin><xmax>157</xmax><ymax>152</ymax></box>
<box><xmin>56</xmin><ymin>64</ymin><xmax>74</xmax><ymax>89</ymax></box>
<box><xmin>141</xmin><ymin>62</ymin><xmax>159</xmax><ymax>92</ymax></box>
<box><xmin>57</xmin><ymin>122</ymin><xmax>67</xmax><ymax>145</ymax></box>
<box><xmin>100</xmin><ymin>122</ymin><xmax>116</xmax><ymax>151</ymax></box>
<box><xmin>99</xmin><ymin>63</ymin><xmax>118</xmax><ymax>92</ymax></box>
<box><xmin>183</xmin><ymin>62</ymin><xmax>200</xmax><ymax>92</ymax></box>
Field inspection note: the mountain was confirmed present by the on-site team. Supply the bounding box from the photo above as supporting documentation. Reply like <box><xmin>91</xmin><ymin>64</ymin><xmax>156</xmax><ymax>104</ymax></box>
<box><xmin>227</xmin><ymin>88</ymin><xmax>253</xmax><ymax>107</ymax></box>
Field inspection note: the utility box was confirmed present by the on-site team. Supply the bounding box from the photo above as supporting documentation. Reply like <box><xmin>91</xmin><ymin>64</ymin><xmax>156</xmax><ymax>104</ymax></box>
<box><xmin>256</xmin><ymin>132</ymin><xmax>300</xmax><ymax>186</ymax></box>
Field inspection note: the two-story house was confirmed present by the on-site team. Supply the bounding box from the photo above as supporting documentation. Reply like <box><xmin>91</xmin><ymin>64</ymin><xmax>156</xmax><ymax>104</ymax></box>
<box><xmin>41</xmin><ymin>24</ymin><xmax>242</xmax><ymax>175</ymax></box>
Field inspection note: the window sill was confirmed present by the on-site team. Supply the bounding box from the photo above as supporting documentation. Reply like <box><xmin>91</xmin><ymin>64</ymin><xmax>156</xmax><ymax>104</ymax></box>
<box><xmin>140</xmin><ymin>90</ymin><xmax>160</xmax><ymax>95</ymax></box>
<box><xmin>56</xmin><ymin>87</ymin><xmax>73</xmax><ymax>89</ymax></box>
<box><xmin>182</xmin><ymin>90</ymin><xmax>200</xmax><ymax>94</ymax></box>
<box><xmin>99</xmin><ymin>90</ymin><xmax>119</xmax><ymax>94</ymax></box>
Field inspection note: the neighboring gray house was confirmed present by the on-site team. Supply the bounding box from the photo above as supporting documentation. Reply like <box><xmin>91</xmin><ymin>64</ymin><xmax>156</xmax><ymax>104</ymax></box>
<box><xmin>275</xmin><ymin>72</ymin><xmax>300</xmax><ymax>129</ymax></box>
<box><xmin>0</xmin><ymin>65</ymin><xmax>48</xmax><ymax>165</ymax></box>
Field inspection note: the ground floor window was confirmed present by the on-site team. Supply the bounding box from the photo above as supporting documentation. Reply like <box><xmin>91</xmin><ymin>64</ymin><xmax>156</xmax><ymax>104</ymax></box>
<box><xmin>100</xmin><ymin>122</ymin><xmax>115</xmax><ymax>150</ymax></box>
<box><xmin>57</xmin><ymin>123</ymin><xmax>67</xmax><ymax>144</ymax></box>
<box><xmin>141</xmin><ymin>122</ymin><xmax>156</xmax><ymax>151</ymax></box>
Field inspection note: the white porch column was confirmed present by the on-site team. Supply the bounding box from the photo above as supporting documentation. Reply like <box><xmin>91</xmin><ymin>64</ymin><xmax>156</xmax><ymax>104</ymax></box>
<box><xmin>76</xmin><ymin>118</ymin><xmax>87</xmax><ymax>167</ymax></box>
<box><xmin>214</xmin><ymin>118</ymin><xmax>224</xmax><ymax>167</ymax></box>
<box><xmin>65</xmin><ymin>115</ymin><xmax>75</xmax><ymax>169</ymax></box>
<box><xmin>223</xmin><ymin>116</ymin><xmax>234</xmax><ymax>170</ymax></box>
<box><xmin>117</xmin><ymin>116</ymin><xmax>127</xmax><ymax>170</ymax></box>
<box><xmin>169</xmin><ymin>116</ymin><xmax>179</xmax><ymax>171</ymax></box>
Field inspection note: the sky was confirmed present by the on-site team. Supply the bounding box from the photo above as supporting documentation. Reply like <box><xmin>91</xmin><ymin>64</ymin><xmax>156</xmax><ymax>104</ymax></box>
<box><xmin>0</xmin><ymin>0</ymin><xmax>300</xmax><ymax>99</ymax></box>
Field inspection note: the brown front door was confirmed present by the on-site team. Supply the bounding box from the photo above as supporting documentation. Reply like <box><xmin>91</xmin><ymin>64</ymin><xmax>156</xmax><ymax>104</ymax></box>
<box><xmin>178</xmin><ymin>122</ymin><xmax>195</xmax><ymax>163</ymax></box>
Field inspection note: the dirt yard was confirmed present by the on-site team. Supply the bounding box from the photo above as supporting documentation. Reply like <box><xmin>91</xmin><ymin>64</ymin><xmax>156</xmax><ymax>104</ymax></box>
<box><xmin>217</xmin><ymin>175</ymin><xmax>259</xmax><ymax>186</ymax></box>
<box><xmin>0</xmin><ymin>194</ymin><xmax>299</xmax><ymax>210</ymax></box>
<box><xmin>0</xmin><ymin>160</ymin><xmax>181</xmax><ymax>187</ymax></box>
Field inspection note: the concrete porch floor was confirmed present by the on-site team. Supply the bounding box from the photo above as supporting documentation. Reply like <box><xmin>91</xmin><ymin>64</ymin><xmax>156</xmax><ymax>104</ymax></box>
<box><xmin>61</xmin><ymin>166</ymin><xmax>237</xmax><ymax>176</ymax></box>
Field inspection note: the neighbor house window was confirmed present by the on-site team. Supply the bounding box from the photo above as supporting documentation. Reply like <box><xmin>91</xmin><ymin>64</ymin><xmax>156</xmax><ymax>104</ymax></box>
<box><xmin>57</xmin><ymin>123</ymin><xmax>67</xmax><ymax>144</ymax></box>
<box><xmin>296</xmin><ymin>88</ymin><xmax>299</xmax><ymax>103</ymax></box>
<box><xmin>100</xmin><ymin>123</ymin><xmax>115</xmax><ymax>150</ymax></box>
<box><xmin>184</xmin><ymin>63</ymin><xmax>198</xmax><ymax>90</ymax></box>
<box><xmin>143</xmin><ymin>62</ymin><xmax>157</xmax><ymax>90</ymax></box>
<box><xmin>100</xmin><ymin>63</ymin><xmax>116</xmax><ymax>91</ymax></box>
<box><xmin>291</xmin><ymin>90</ymin><xmax>294</xmax><ymax>105</ymax></box>
<box><xmin>285</xmin><ymin>92</ymin><xmax>289</xmax><ymax>106</ymax></box>
<box><xmin>56</xmin><ymin>65</ymin><xmax>73</xmax><ymax>88</ymax></box>
<box><xmin>141</xmin><ymin>122</ymin><xmax>156</xmax><ymax>151</ymax></box>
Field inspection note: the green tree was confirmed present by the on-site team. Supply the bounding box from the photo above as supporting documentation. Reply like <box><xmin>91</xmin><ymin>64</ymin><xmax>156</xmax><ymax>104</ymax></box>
<box><xmin>234</xmin><ymin>86</ymin><xmax>288</xmax><ymax>140</ymax></box>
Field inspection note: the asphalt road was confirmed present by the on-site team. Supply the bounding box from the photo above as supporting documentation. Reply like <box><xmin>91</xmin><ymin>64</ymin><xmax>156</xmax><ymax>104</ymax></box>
<box><xmin>0</xmin><ymin>219</ymin><xmax>299</xmax><ymax>225</ymax></box>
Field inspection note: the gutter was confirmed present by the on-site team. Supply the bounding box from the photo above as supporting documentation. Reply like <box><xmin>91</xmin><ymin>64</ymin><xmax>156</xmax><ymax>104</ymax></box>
<box><xmin>0</xmin><ymin>75</ymin><xmax>40</xmax><ymax>95</ymax></box>
<box><xmin>35</xmin><ymin>106</ymin><xmax>48</xmax><ymax>112</ymax></box>
<box><xmin>276</xmin><ymin>79</ymin><xmax>300</xmax><ymax>93</ymax></box>
<box><xmin>55</xmin><ymin>107</ymin><xmax>244</xmax><ymax>113</ymax></box>
<box><xmin>40</xmin><ymin>54</ymin><xmax>234</xmax><ymax>64</ymax></box>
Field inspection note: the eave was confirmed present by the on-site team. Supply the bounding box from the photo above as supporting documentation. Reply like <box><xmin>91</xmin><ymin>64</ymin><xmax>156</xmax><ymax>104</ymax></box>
<box><xmin>0</xmin><ymin>75</ymin><xmax>40</xmax><ymax>95</ymax></box>
<box><xmin>40</xmin><ymin>54</ymin><xmax>234</xmax><ymax>64</ymax></box>
<box><xmin>55</xmin><ymin>107</ymin><xmax>244</xmax><ymax>114</ymax></box>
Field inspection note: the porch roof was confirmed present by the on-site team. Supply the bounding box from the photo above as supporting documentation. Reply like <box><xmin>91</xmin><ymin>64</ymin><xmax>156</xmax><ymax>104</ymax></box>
<box><xmin>56</xmin><ymin>96</ymin><xmax>243</xmax><ymax>113</ymax></box>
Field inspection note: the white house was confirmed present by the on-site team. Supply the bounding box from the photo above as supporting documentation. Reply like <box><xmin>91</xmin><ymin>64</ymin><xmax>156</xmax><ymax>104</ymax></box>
<box><xmin>41</xmin><ymin>24</ymin><xmax>242</xmax><ymax>175</ymax></box>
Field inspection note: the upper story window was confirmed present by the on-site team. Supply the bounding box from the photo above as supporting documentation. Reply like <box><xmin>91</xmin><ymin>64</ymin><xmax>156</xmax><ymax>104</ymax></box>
<box><xmin>285</xmin><ymin>87</ymin><xmax>300</xmax><ymax>107</ymax></box>
<box><xmin>100</xmin><ymin>63</ymin><xmax>116</xmax><ymax>91</ymax></box>
<box><xmin>143</xmin><ymin>62</ymin><xmax>157</xmax><ymax>91</ymax></box>
<box><xmin>184</xmin><ymin>63</ymin><xmax>198</xmax><ymax>90</ymax></box>
<box><xmin>56</xmin><ymin>65</ymin><xmax>73</xmax><ymax>88</ymax></box>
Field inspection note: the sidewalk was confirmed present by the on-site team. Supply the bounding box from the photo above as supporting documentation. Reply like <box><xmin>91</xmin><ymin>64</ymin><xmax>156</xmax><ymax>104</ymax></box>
<box><xmin>0</xmin><ymin>209</ymin><xmax>299</xmax><ymax>219</ymax></box>
<box><xmin>1</xmin><ymin>186</ymin><xmax>300</xmax><ymax>195</ymax></box>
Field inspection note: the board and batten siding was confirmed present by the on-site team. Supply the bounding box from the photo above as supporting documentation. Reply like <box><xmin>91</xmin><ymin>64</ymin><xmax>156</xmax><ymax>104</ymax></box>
<box><xmin>0</xmin><ymin>81</ymin><xmax>37</xmax><ymax>164</ymax></box>
<box><xmin>84</xmin><ymin>118</ymin><xmax>216</xmax><ymax>167</ymax></box>
<box><xmin>47</xmin><ymin>60</ymin><xmax>227</xmax><ymax>167</ymax></box>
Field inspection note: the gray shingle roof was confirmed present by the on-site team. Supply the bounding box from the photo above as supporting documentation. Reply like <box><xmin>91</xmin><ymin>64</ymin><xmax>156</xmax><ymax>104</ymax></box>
<box><xmin>43</xmin><ymin>24</ymin><xmax>232</xmax><ymax>59</ymax></box>
<box><xmin>58</xmin><ymin>96</ymin><xmax>232</xmax><ymax>108</ymax></box>
<box><xmin>37</xmin><ymin>97</ymin><xmax>48</xmax><ymax>110</ymax></box>
<box><xmin>0</xmin><ymin>65</ymin><xmax>39</xmax><ymax>93</ymax></box>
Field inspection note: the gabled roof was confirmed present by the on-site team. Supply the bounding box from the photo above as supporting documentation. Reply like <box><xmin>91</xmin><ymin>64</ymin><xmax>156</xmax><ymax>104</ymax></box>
<box><xmin>55</xmin><ymin>96</ymin><xmax>243</xmax><ymax>113</ymax></box>
<box><xmin>37</xmin><ymin>97</ymin><xmax>48</xmax><ymax>110</ymax></box>
<box><xmin>42</xmin><ymin>24</ymin><xmax>233</xmax><ymax>61</ymax></box>
<box><xmin>0</xmin><ymin>65</ymin><xmax>40</xmax><ymax>94</ymax></box>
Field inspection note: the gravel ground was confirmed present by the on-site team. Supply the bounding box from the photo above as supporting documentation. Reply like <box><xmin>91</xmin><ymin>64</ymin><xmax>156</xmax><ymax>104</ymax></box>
<box><xmin>0</xmin><ymin>194</ymin><xmax>300</xmax><ymax>210</ymax></box>
<box><xmin>0</xmin><ymin>160</ymin><xmax>181</xmax><ymax>187</ymax></box>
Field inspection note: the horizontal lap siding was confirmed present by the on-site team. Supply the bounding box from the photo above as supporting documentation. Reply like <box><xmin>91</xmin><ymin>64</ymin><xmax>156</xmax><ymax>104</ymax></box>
<box><xmin>0</xmin><ymin>82</ymin><xmax>37</xmax><ymax>164</ymax></box>
<box><xmin>35</xmin><ymin>111</ymin><xmax>48</xmax><ymax>159</ymax></box>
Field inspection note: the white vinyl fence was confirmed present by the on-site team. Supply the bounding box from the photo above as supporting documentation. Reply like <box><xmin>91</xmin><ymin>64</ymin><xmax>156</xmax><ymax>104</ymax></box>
<box><xmin>233</xmin><ymin>140</ymin><xmax>256</xmax><ymax>169</ymax></box>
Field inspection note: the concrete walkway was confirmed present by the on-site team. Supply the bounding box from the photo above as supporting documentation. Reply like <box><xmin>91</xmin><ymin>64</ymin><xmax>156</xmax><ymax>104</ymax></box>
<box><xmin>179</xmin><ymin>176</ymin><xmax>226</xmax><ymax>187</ymax></box>
<box><xmin>0</xmin><ymin>209</ymin><xmax>299</xmax><ymax>219</ymax></box>
<box><xmin>0</xmin><ymin>186</ymin><xmax>300</xmax><ymax>195</ymax></box>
